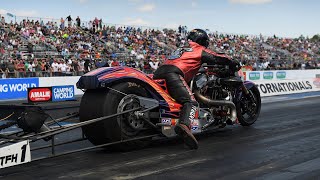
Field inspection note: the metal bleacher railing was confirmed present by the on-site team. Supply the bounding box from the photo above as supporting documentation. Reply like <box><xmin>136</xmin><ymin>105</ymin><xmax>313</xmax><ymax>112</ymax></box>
<box><xmin>2</xmin><ymin>14</ymin><xmax>167</xmax><ymax>32</ymax></box>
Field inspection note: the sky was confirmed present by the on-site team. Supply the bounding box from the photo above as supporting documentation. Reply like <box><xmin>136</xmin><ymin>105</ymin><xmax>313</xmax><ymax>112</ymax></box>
<box><xmin>0</xmin><ymin>0</ymin><xmax>319</xmax><ymax>38</ymax></box>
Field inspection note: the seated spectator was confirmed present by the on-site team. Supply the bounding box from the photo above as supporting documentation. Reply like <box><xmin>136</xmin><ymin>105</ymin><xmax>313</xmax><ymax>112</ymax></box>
<box><xmin>0</xmin><ymin>14</ymin><xmax>319</xmax><ymax>77</ymax></box>
<box><xmin>111</xmin><ymin>59</ymin><xmax>120</xmax><ymax>67</ymax></box>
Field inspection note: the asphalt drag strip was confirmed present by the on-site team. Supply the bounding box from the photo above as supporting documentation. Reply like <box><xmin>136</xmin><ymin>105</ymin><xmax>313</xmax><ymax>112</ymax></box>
<box><xmin>1</xmin><ymin>96</ymin><xmax>320</xmax><ymax>179</ymax></box>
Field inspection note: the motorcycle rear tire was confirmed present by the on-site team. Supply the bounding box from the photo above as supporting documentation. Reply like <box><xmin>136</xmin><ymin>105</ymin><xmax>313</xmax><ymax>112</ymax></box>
<box><xmin>80</xmin><ymin>89</ymin><xmax>110</xmax><ymax>145</ymax></box>
<box><xmin>80</xmin><ymin>82</ymin><xmax>153</xmax><ymax>151</ymax></box>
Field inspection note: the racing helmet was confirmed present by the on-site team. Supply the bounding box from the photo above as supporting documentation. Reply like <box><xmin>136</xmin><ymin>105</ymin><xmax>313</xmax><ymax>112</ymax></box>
<box><xmin>187</xmin><ymin>29</ymin><xmax>210</xmax><ymax>48</ymax></box>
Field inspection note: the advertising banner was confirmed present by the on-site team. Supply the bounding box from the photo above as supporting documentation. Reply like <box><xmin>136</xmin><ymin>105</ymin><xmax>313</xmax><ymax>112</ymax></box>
<box><xmin>39</xmin><ymin>76</ymin><xmax>83</xmax><ymax>96</ymax></box>
<box><xmin>0</xmin><ymin>78</ymin><xmax>39</xmax><ymax>100</ymax></box>
<box><xmin>28</xmin><ymin>87</ymin><xmax>52</xmax><ymax>103</ymax></box>
<box><xmin>256</xmin><ymin>78</ymin><xmax>320</xmax><ymax>97</ymax></box>
<box><xmin>263</xmin><ymin>72</ymin><xmax>273</xmax><ymax>80</ymax></box>
<box><xmin>246</xmin><ymin>71</ymin><xmax>285</xmax><ymax>81</ymax></box>
<box><xmin>276</xmin><ymin>71</ymin><xmax>286</xmax><ymax>79</ymax></box>
<box><xmin>27</xmin><ymin>85</ymin><xmax>75</xmax><ymax>102</ymax></box>
<box><xmin>244</xmin><ymin>70</ymin><xmax>320</xmax><ymax>81</ymax></box>
<box><xmin>0</xmin><ymin>77</ymin><xmax>81</xmax><ymax>101</ymax></box>
<box><xmin>248</xmin><ymin>72</ymin><xmax>261</xmax><ymax>81</ymax></box>
<box><xmin>52</xmin><ymin>85</ymin><xmax>75</xmax><ymax>102</ymax></box>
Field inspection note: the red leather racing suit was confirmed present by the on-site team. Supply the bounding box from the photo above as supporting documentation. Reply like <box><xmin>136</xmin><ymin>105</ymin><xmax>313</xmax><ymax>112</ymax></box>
<box><xmin>160</xmin><ymin>41</ymin><xmax>232</xmax><ymax>83</ymax></box>
<box><xmin>153</xmin><ymin>41</ymin><xmax>233</xmax><ymax>127</ymax></box>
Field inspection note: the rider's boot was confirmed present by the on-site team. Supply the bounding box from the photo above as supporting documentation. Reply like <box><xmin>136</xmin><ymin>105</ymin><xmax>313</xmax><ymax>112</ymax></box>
<box><xmin>175</xmin><ymin>124</ymin><xmax>198</xmax><ymax>150</ymax></box>
<box><xmin>176</xmin><ymin>103</ymin><xmax>199</xmax><ymax>150</ymax></box>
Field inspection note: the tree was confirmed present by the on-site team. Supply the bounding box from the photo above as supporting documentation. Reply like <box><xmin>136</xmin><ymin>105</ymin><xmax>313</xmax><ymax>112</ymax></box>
<box><xmin>311</xmin><ymin>34</ymin><xmax>320</xmax><ymax>42</ymax></box>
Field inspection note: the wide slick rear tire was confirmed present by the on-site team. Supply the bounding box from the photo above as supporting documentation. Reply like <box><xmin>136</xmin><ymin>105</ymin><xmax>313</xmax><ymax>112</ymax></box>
<box><xmin>80</xmin><ymin>82</ymin><xmax>154</xmax><ymax>151</ymax></box>
<box><xmin>80</xmin><ymin>89</ymin><xmax>108</xmax><ymax>145</ymax></box>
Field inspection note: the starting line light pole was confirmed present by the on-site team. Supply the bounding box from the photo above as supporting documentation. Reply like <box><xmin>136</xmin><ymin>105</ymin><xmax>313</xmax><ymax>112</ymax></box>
<box><xmin>6</xmin><ymin>13</ymin><xmax>16</xmax><ymax>24</ymax></box>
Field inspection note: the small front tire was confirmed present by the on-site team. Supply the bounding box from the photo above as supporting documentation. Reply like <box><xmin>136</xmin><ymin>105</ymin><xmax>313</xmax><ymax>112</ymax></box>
<box><xmin>236</xmin><ymin>85</ymin><xmax>261</xmax><ymax>126</ymax></box>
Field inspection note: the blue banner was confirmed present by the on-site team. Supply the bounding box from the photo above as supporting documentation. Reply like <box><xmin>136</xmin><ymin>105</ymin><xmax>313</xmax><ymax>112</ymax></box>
<box><xmin>0</xmin><ymin>78</ymin><xmax>39</xmax><ymax>100</ymax></box>
<box><xmin>52</xmin><ymin>85</ymin><xmax>75</xmax><ymax>102</ymax></box>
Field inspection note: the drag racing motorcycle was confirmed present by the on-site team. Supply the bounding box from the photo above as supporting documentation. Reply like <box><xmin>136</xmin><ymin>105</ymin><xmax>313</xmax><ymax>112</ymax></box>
<box><xmin>77</xmin><ymin>64</ymin><xmax>261</xmax><ymax>150</ymax></box>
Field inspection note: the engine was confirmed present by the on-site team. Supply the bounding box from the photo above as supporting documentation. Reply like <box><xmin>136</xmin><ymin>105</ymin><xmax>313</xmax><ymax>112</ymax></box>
<box><xmin>194</xmin><ymin>74</ymin><xmax>231</xmax><ymax>103</ymax></box>
<box><xmin>190</xmin><ymin>65</ymin><xmax>252</xmax><ymax>127</ymax></box>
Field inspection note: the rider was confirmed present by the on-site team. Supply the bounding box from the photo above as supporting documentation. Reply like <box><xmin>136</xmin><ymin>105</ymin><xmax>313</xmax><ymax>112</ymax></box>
<box><xmin>153</xmin><ymin>29</ymin><xmax>240</xmax><ymax>149</ymax></box>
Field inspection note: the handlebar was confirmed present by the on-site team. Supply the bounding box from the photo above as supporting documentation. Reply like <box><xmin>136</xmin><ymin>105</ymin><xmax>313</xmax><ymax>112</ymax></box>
<box><xmin>206</xmin><ymin>76</ymin><xmax>243</xmax><ymax>87</ymax></box>
<box><xmin>202</xmin><ymin>64</ymin><xmax>228</xmax><ymax>68</ymax></box>
<box><xmin>200</xmin><ymin>63</ymin><xmax>241</xmax><ymax>76</ymax></box>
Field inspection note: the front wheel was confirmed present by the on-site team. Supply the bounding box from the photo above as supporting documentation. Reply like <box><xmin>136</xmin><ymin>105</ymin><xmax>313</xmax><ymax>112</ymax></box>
<box><xmin>236</xmin><ymin>85</ymin><xmax>261</xmax><ymax>126</ymax></box>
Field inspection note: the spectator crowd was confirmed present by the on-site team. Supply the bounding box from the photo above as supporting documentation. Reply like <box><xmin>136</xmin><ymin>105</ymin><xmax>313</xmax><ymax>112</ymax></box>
<box><xmin>0</xmin><ymin>14</ymin><xmax>319</xmax><ymax>78</ymax></box>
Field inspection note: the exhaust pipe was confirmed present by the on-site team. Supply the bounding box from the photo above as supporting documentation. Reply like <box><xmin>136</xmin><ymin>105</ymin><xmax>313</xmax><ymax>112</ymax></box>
<box><xmin>194</xmin><ymin>90</ymin><xmax>237</xmax><ymax>124</ymax></box>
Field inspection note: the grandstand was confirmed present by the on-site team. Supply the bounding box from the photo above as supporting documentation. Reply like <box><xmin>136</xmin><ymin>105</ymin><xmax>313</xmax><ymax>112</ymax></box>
<box><xmin>0</xmin><ymin>14</ymin><xmax>319</xmax><ymax>78</ymax></box>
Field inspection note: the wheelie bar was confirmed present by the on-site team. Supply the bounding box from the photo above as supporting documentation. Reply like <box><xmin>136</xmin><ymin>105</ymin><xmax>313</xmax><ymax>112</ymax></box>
<box><xmin>32</xmin><ymin>107</ymin><xmax>142</xmax><ymax>141</ymax></box>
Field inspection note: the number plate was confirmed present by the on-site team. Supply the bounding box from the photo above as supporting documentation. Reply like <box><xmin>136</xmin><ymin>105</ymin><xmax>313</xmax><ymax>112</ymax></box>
<box><xmin>0</xmin><ymin>140</ymin><xmax>31</xmax><ymax>169</ymax></box>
